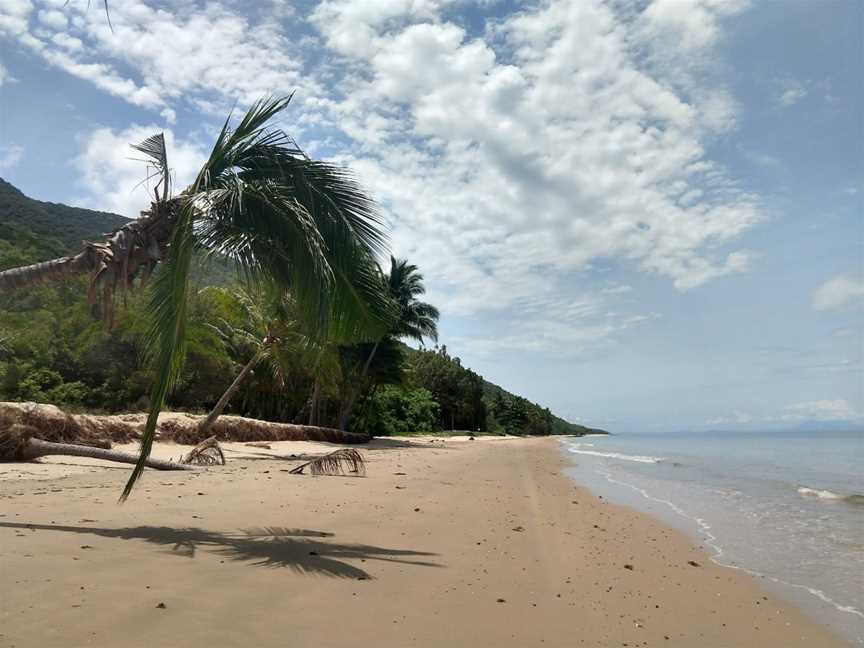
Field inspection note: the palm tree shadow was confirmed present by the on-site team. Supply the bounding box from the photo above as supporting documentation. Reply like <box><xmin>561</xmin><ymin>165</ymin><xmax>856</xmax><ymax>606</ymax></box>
<box><xmin>0</xmin><ymin>522</ymin><xmax>441</xmax><ymax>579</ymax></box>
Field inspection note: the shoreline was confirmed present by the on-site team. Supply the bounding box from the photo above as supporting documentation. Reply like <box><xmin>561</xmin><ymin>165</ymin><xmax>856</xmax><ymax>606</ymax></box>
<box><xmin>0</xmin><ymin>436</ymin><xmax>847</xmax><ymax>647</ymax></box>
<box><xmin>561</xmin><ymin>433</ymin><xmax>864</xmax><ymax>646</ymax></box>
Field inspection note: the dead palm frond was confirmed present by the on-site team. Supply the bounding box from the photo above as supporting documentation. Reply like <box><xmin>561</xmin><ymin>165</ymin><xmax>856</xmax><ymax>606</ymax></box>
<box><xmin>289</xmin><ymin>448</ymin><xmax>366</xmax><ymax>476</ymax></box>
<box><xmin>179</xmin><ymin>436</ymin><xmax>225</xmax><ymax>466</ymax></box>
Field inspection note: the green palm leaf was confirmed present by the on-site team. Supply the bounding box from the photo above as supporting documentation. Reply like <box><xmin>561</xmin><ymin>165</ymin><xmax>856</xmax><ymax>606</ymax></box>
<box><xmin>120</xmin><ymin>95</ymin><xmax>389</xmax><ymax>499</ymax></box>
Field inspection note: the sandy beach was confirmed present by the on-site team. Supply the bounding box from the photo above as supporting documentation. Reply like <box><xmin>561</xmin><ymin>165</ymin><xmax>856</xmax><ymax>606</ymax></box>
<box><xmin>0</xmin><ymin>436</ymin><xmax>847</xmax><ymax>647</ymax></box>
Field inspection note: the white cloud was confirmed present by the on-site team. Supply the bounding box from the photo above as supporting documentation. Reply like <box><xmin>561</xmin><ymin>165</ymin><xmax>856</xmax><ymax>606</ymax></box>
<box><xmin>0</xmin><ymin>0</ymin><xmax>313</xmax><ymax>116</ymax></box>
<box><xmin>781</xmin><ymin>399</ymin><xmax>862</xmax><ymax>422</ymax></box>
<box><xmin>0</xmin><ymin>62</ymin><xmax>11</xmax><ymax>85</ymax></box>
<box><xmin>0</xmin><ymin>0</ymin><xmax>32</xmax><ymax>36</ymax></box>
<box><xmin>315</xmin><ymin>0</ymin><xmax>760</xmax><ymax>315</ymax></box>
<box><xmin>705</xmin><ymin>410</ymin><xmax>753</xmax><ymax>426</ymax></box>
<box><xmin>813</xmin><ymin>274</ymin><xmax>864</xmax><ymax>311</ymax></box>
<box><xmin>0</xmin><ymin>144</ymin><xmax>24</xmax><ymax>169</ymax></box>
<box><xmin>37</xmin><ymin>8</ymin><xmax>67</xmax><ymax>29</ymax></box>
<box><xmin>8</xmin><ymin>1</ymin><xmax>762</xmax><ymax>345</ymax></box>
<box><xmin>777</xmin><ymin>78</ymin><xmax>808</xmax><ymax>106</ymax></box>
<box><xmin>452</xmin><ymin>293</ymin><xmax>659</xmax><ymax>357</ymax></box>
<box><xmin>74</xmin><ymin>124</ymin><xmax>207</xmax><ymax>217</ymax></box>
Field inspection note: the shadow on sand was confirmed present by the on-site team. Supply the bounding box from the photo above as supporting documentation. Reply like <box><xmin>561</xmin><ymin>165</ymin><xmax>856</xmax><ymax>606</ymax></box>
<box><xmin>0</xmin><ymin>522</ymin><xmax>441</xmax><ymax>579</ymax></box>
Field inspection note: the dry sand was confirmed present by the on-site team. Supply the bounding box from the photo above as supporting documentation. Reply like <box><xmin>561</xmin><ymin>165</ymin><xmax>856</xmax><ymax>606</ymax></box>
<box><xmin>0</xmin><ymin>436</ymin><xmax>847</xmax><ymax>647</ymax></box>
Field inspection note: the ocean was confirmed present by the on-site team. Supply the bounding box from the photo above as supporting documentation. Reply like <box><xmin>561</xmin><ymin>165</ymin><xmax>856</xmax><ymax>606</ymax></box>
<box><xmin>561</xmin><ymin>430</ymin><xmax>864</xmax><ymax>645</ymax></box>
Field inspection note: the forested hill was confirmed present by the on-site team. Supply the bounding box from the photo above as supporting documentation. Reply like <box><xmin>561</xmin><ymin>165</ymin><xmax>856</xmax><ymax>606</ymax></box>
<box><xmin>0</xmin><ymin>179</ymin><xmax>606</xmax><ymax>437</ymax></box>
<box><xmin>482</xmin><ymin>378</ymin><xmax>607</xmax><ymax>436</ymax></box>
<box><xmin>0</xmin><ymin>177</ymin><xmax>129</xmax><ymax>266</ymax></box>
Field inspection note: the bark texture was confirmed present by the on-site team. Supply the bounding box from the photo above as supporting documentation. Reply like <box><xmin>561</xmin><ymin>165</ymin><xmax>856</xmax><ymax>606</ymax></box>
<box><xmin>197</xmin><ymin>354</ymin><xmax>261</xmax><ymax>436</ymax></box>
<box><xmin>18</xmin><ymin>438</ymin><xmax>193</xmax><ymax>471</ymax></box>
<box><xmin>0</xmin><ymin>199</ymin><xmax>179</xmax><ymax>322</ymax></box>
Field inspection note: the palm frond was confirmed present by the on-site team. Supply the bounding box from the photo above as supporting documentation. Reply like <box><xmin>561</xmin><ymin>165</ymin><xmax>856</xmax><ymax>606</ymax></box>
<box><xmin>120</xmin><ymin>202</ymin><xmax>195</xmax><ymax>501</ymax></box>
<box><xmin>189</xmin><ymin>96</ymin><xmax>389</xmax><ymax>342</ymax></box>
<box><xmin>131</xmin><ymin>132</ymin><xmax>170</xmax><ymax>201</ymax></box>
<box><xmin>180</xmin><ymin>436</ymin><xmax>225</xmax><ymax>466</ymax></box>
<box><xmin>288</xmin><ymin>448</ymin><xmax>366</xmax><ymax>476</ymax></box>
<box><xmin>121</xmin><ymin>95</ymin><xmax>390</xmax><ymax>499</ymax></box>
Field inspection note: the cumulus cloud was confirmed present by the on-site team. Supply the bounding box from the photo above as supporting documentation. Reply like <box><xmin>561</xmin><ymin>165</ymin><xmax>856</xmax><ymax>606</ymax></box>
<box><xmin>0</xmin><ymin>0</ymin><xmax>313</xmax><ymax>116</ymax></box>
<box><xmin>781</xmin><ymin>399</ymin><xmax>862</xmax><ymax>422</ymax></box>
<box><xmin>813</xmin><ymin>274</ymin><xmax>864</xmax><ymax>311</ymax></box>
<box><xmin>314</xmin><ymin>0</ymin><xmax>760</xmax><ymax>315</ymax></box>
<box><xmin>6</xmin><ymin>0</ymin><xmax>763</xmax><ymax>355</ymax></box>
<box><xmin>74</xmin><ymin>125</ymin><xmax>207</xmax><ymax>217</ymax></box>
<box><xmin>0</xmin><ymin>144</ymin><xmax>24</xmax><ymax>169</ymax></box>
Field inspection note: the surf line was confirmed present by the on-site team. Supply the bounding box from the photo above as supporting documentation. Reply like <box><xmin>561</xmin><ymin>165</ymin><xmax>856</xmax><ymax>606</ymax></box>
<box><xmin>593</xmin><ymin>466</ymin><xmax>864</xmax><ymax>621</ymax></box>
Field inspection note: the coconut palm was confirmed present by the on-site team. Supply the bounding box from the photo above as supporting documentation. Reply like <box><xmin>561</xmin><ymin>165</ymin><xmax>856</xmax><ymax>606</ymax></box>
<box><xmin>0</xmin><ymin>96</ymin><xmax>389</xmax><ymax>499</ymax></box>
<box><xmin>337</xmin><ymin>256</ymin><xmax>439</xmax><ymax>429</ymax></box>
<box><xmin>197</xmin><ymin>283</ymin><xmax>344</xmax><ymax>434</ymax></box>
<box><xmin>386</xmin><ymin>256</ymin><xmax>440</xmax><ymax>344</ymax></box>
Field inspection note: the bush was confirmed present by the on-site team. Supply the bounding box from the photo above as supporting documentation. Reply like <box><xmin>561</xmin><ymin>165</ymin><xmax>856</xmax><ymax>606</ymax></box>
<box><xmin>362</xmin><ymin>385</ymin><xmax>440</xmax><ymax>436</ymax></box>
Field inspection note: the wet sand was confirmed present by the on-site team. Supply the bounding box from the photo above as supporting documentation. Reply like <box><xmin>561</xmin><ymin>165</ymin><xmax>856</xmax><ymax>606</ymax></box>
<box><xmin>0</xmin><ymin>436</ymin><xmax>847</xmax><ymax>647</ymax></box>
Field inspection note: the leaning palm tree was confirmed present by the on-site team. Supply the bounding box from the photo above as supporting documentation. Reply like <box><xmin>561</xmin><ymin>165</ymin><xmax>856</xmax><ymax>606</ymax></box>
<box><xmin>337</xmin><ymin>256</ymin><xmax>439</xmax><ymax>429</ymax></box>
<box><xmin>196</xmin><ymin>283</ymin><xmax>340</xmax><ymax>434</ymax></box>
<box><xmin>0</xmin><ymin>96</ymin><xmax>389</xmax><ymax>499</ymax></box>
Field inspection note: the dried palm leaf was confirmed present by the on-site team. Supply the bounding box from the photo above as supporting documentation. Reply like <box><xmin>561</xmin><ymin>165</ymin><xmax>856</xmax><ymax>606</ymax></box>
<box><xmin>289</xmin><ymin>448</ymin><xmax>366</xmax><ymax>476</ymax></box>
<box><xmin>180</xmin><ymin>436</ymin><xmax>225</xmax><ymax>466</ymax></box>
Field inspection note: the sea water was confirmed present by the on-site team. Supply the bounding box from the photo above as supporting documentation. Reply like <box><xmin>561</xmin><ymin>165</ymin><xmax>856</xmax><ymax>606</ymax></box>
<box><xmin>562</xmin><ymin>430</ymin><xmax>864</xmax><ymax>645</ymax></box>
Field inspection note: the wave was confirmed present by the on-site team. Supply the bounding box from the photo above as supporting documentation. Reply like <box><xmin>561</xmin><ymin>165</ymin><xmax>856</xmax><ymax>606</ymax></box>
<box><xmin>798</xmin><ymin>486</ymin><xmax>864</xmax><ymax>506</ymax></box>
<box><xmin>567</xmin><ymin>446</ymin><xmax>663</xmax><ymax>464</ymax></box>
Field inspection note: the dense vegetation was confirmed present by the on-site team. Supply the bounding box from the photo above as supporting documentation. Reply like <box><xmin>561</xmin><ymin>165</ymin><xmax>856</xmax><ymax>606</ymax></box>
<box><xmin>0</xmin><ymin>175</ymin><xmax>604</xmax><ymax>438</ymax></box>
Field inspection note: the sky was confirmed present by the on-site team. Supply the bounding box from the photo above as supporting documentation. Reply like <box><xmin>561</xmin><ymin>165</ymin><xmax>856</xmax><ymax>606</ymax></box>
<box><xmin>0</xmin><ymin>0</ymin><xmax>861</xmax><ymax>432</ymax></box>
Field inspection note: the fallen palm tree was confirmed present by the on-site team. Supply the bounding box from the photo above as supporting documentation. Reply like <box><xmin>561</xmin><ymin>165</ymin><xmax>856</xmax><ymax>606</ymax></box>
<box><xmin>0</xmin><ymin>413</ymin><xmax>192</xmax><ymax>471</ymax></box>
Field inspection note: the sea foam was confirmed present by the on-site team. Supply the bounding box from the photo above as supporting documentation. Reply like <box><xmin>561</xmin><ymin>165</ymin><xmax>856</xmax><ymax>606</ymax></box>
<box><xmin>798</xmin><ymin>486</ymin><xmax>864</xmax><ymax>506</ymax></box>
<box><xmin>567</xmin><ymin>445</ymin><xmax>663</xmax><ymax>464</ymax></box>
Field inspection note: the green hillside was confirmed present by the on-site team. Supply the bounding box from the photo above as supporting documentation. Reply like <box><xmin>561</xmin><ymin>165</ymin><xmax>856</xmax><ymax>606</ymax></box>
<box><xmin>0</xmin><ymin>177</ymin><xmax>129</xmax><ymax>268</ymax></box>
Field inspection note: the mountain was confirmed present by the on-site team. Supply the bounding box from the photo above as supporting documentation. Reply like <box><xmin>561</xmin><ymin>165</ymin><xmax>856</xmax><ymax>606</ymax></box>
<box><xmin>0</xmin><ymin>177</ymin><xmax>129</xmax><ymax>267</ymax></box>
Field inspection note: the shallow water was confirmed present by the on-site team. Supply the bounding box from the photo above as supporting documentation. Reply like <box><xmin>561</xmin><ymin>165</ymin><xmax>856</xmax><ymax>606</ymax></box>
<box><xmin>562</xmin><ymin>429</ymin><xmax>864</xmax><ymax>646</ymax></box>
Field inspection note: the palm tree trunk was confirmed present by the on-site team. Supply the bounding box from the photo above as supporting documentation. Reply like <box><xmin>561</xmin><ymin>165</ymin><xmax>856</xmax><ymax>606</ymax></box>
<box><xmin>0</xmin><ymin>251</ymin><xmax>94</xmax><ymax>292</ymax></box>
<box><xmin>338</xmin><ymin>341</ymin><xmax>380</xmax><ymax>431</ymax></box>
<box><xmin>20</xmin><ymin>438</ymin><xmax>193</xmax><ymax>470</ymax></box>
<box><xmin>308</xmin><ymin>378</ymin><xmax>320</xmax><ymax>426</ymax></box>
<box><xmin>198</xmin><ymin>353</ymin><xmax>261</xmax><ymax>435</ymax></box>
<box><xmin>0</xmin><ymin>200</ymin><xmax>175</xmax><ymax>302</ymax></box>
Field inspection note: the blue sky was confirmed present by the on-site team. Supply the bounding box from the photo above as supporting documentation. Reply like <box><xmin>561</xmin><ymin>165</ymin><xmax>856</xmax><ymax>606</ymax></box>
<box><xmin>0</xmin><ymin>0</ymin><xmax>861</xmax><ymax>432</ymax></box>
